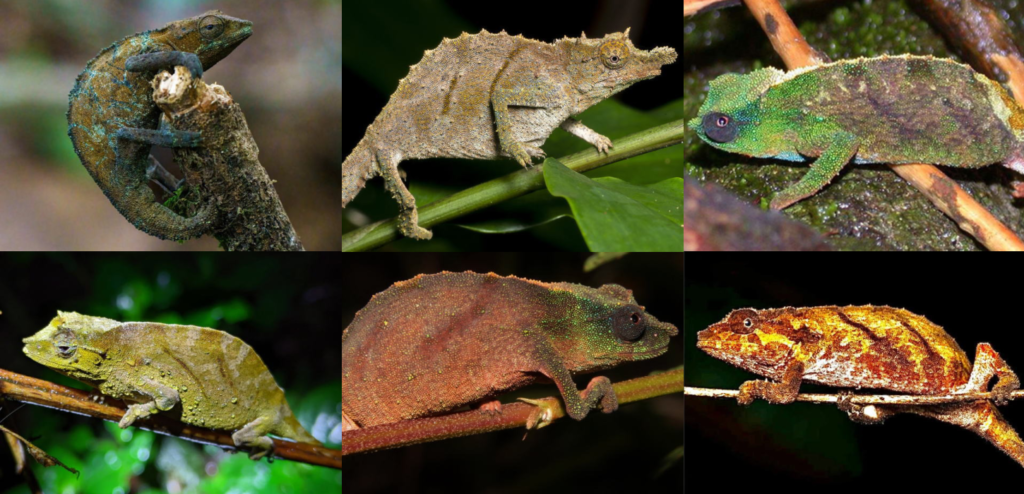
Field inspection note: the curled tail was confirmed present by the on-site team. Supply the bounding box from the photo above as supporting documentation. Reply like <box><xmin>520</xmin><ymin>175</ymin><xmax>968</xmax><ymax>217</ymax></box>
<box><xmin>342</xmin><ymin>135</ymin><xmax>378</xmax><ymax>208</ymax></box>
<box><xmin>105</xmin><ymin>183</ymin><xmax>215</xmax><ymax>241</ymax></box>
<box><xmin>273</xmin><ymin>408</ymin><xmax>322</xmax><ymax>446</ymax></box>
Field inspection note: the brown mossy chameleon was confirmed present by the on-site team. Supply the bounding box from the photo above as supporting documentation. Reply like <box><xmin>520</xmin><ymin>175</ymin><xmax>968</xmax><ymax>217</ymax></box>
<box><xmin>689</xmin><ymin>55</ymin><xmax>1024</xmax><ymax>209</ymax></box>
<box><xmin>341</xmin><ymin>271</ymin><xmax>678</xmax><ymax>430</ymax></box>
<box><xmin>22</xmin><ymin>312</ymin><xmax>321</xmax><ymax>460</ymax></box>
<box><xmin>342</xmin><ymin>29</ymin><xmax>677</xmax><ymax>240</ymax></box>
<box><xmin>68</xmin><ymin>11</ymin><xmax>252</xmax><ymax>240</ymax></box>
<box><xmin>697</xmin><ymin>305</ymin><xmax>1024</xmax><ymax>467</ymax></box>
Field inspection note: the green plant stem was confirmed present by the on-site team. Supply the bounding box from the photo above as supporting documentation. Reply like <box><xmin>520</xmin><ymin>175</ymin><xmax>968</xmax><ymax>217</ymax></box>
<box><xmin>342</xmin><ymin>119</ymin><xmax>685</xmax><ymax>251</ymax></box>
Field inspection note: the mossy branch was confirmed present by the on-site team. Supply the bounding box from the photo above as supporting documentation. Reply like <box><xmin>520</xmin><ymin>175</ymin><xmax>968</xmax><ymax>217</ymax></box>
<box><xmin>342</xmin><ymin>368</ymin><xmax>683</xmax><ymax>456</ymax></box>
<box><xmin>341</xmin><ymin>120</ymin><xmax>685</xmax><ymax>252</ymax></box>
<box><xmin>0</xmin><ymin>368</ymin><xmax>340</xmax><ymax>470</ymax></box>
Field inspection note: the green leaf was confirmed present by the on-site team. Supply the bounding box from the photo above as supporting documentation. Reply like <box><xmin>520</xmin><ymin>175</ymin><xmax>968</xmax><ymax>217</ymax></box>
<box><xmin>544</xmin><ymin>158</ymin><xmax>683</xmax><ymax>251</ymax></box>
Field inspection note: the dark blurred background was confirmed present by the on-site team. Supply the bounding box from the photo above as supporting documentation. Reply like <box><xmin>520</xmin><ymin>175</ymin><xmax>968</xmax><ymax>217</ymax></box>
<box><xmin>0</xmin><ymin>0</ymin><xmax>341</xmax><ymax>250</ymax></box>
<box><xmin>685</xmin><ymin>255</ymin><xmax>1024</xmax><ymax>489</ymax></box>
<box><xmin>342</xmin><ymin>253</ymin><xmax>684</xmax><ymax>493</ymax></box>
<box><xmin>0</xmin><ymin>253</ymin><xmax>341</xmax><ymax>492</ymax></box>
<box><xmin>342</xmin><ymin>0</ymin><xmax>683</xmax><ymax>251</ymax></box>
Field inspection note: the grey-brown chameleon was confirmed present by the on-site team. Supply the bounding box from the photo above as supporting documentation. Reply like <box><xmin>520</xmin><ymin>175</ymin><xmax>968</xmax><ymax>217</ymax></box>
<box><xmin>342</xmin><ymin>29</ymin><xmax>677</xmax><ymax>240</ymax></box>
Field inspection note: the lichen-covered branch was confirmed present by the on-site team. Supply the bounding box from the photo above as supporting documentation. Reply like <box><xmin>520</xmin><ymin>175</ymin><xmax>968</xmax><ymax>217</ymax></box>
<box><xmin>153</xmin><ymin>67</ymin><xmax>303</xmax><ymax>251</ymax></box>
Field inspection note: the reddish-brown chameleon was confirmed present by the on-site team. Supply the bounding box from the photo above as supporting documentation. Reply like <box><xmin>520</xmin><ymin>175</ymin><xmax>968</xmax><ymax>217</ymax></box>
<box><xmin>697</xmin><ymin>305</ymin><xmax>1024</xmax><ymax>467</ymax></box>
<box><xmin>342</xmin><ymin>271</ymin><xmax>677</xmax><ymax>430</ymax></box>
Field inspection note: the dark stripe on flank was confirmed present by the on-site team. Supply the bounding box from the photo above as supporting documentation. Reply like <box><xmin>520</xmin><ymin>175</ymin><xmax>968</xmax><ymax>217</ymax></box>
<box><xmin>837</xmin><ymin>312</ymin><xmax>882</xmax><ymax>341</ymax></box>
<box><xmin>441</xmin><ymin>74</ymin><xmax>459</xmax><ymax>115</ymax></box>
<box><xmin>489</xmin><ymin>43</ymin><xmax>525</xmax><ymax>101</ymax></box>
<box><xmin>894</xmin><ymin>315</ymin><xmax>939</xmax><ymax>362</ymax></box>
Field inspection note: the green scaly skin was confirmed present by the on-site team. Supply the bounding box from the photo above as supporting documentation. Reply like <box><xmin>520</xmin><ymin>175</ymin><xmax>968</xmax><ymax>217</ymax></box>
<box><xmin>688</xmin><ymin>55</ymin><xmax>1024</xmax><ymax>209</ymax></box>
<box><xmin>67</xmin><ymin>10</ymin><xmax>252</xmax><ymax>240</ymax></box>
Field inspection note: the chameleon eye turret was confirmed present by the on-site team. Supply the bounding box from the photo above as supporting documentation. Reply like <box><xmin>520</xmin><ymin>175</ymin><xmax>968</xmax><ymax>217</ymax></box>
<box><xmin>701</xmin><ymin>112</ymin><xmax>739</xmax><ymax>143</ymax></box>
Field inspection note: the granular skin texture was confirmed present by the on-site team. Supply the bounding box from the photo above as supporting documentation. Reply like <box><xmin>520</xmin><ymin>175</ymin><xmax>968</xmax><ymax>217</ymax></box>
<box><xmin>341</xmin><ymin>271</ymin><xmax>678</xmax><ymax>429</ymax></box>
<box><xmin>342</xmin><ymin>29</ymin><xmax>677</xmax><ymax>240</ymax></box>
<box><xmin>698</xmin><ymin>305</ymin><xmax>1024</xmax><ymax>467</ymax></box>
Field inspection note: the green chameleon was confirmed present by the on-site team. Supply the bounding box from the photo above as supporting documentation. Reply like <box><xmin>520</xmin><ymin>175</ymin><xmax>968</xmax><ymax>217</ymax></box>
<box><xmin>688</xmin><ymin>55</ymin><xmax>1024</xmax><ymax>209</ymax></box>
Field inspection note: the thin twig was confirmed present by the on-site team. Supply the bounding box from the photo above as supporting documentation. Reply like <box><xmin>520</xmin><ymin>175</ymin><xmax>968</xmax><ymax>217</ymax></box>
<box><xmin>342</xmin><ymin>119</ymin><xmax>685</xmax><ymax>251</ymax></box>
<box><xmin>685</xmin><ymin>386</ymin><xmax>1024</xmax><ymax>405</ymax></box>
<box><xmin>0</xmin><ymin>368</ymin><xmax>340</xmax><ymax>470</ymax></box>
<box><xmin>343</xmin><ymin>368</ymin><xmax>684</xmax><ymax>456</ymax></box>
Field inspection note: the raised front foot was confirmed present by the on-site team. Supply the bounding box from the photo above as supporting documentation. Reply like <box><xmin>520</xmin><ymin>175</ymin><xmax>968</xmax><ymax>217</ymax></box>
<box><xmin>126</xmin><ymin>51</ymin><xmax>203</xmax><ymax>78</ymax></box>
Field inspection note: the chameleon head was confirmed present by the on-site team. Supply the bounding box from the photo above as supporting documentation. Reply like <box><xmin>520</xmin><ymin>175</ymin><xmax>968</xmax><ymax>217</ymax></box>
<box><xmin>548</xmin><ymin>282</ymin><xmax>678</xmax><ymax>372</ymax></box>
<box><xmin>561</xmin><ymin>28</ymin><xmax>677</xmax><ymax>109</ymax></box>
<box><xmin>153</xmin><ymin>10</ymin><xmax>253</xmax><ymax>70</ymax></box>
<box><xmin>22</xmin><ymin>311</ymin><xmax>118</xmax><ymax>384</ymax></box>
<box><xmin>687</xmin><ymin>67</ymin><xmax>801</xmax><ymax>161</ymax></box>
<box><xmin>697</xmin><ymin>308</ymin><xmax>815</xmax><ymax>379</ymax></box>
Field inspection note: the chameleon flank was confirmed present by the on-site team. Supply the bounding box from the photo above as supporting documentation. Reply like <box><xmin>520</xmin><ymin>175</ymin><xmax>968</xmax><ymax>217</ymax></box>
<box><xmin>698</xmin><ymin>305</ymin><xmax>1024</xmax><ymax>468</ymax></box>
<box><xmin>342</xmin><ymin>29</ymin><xmax>677</xmax><ymax>240</ymax></box>
<box><xmin>23</xmin><ymin>312</ymin><xmax>321</xmax><ymax>460</ymax></box>
<box><xmin>688</xmin><ymin>55</ymin><xmax>1024</xmax><ymax>209</ymax></box>
<box><xmin>67</xmin><ymin>11</ymin><xmax>252</xmax><ymax>240</ymax></box>
<box><xmin>342</xmin><ymin>271</ymin><xmax>677</xmax><ymax>430</ymax></box>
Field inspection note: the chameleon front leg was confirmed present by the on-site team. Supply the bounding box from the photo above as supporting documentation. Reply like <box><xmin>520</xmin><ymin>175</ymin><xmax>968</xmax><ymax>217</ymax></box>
<box><xmin>126</xmin><ymin>51</ymin><xmax>203</xmax><ymax>79</ymax></box>
<box><xmin>769</xmin><ymin>132</ymin><xmax>860</xmax><ymax>210</ymax></box>
<box><xmin>559</xmin><ymin>118</ymin><xmax>613</xmax><ymax>154</ymax></box>
<box><xmin>738</xmin><ymin>360</ymin><xmax>805</xmax><ymax>405</ymax></box>
<box><xmin>533</xmin><ymin>358</ymin><xmax>618</xmax><ymax>423</ymax></box>
<box><xmin>116</xmin><ymin>377</ymin><xmax>180</xmax><ymax>428</ymax></box>
<box><xmin>492</xmin><ymin>98</ymin><xmax>546</xmax><ymax>167</ymax></box>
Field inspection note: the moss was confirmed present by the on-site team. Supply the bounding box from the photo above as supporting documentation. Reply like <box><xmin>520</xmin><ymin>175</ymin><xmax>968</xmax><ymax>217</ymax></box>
<box><xmin>684</xmin><ymin>0</ymin><xmax>1024</xmax><ymax>250</ymax></box>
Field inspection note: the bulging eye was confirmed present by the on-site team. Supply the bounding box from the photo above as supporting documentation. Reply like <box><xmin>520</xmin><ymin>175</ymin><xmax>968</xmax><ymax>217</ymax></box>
<box><xmin>599</xmin><ymin>41</ymin><xmax>629</xmax><ymax>69</ymax></box>
<box><xmin>702</xmin><ymin>112</ymin><xmax>739</xmax><ymax>143</ymax></box>
<box><xmin>613</xmin><ymin>306</ymin><xmax>646</xmax><ymax>342</ymax></box>
<box><xmin>54</xmin><ymin>330</ymin><xmax>78</xmax><ymax>358</ymax></box>
<box><xmin>727</xmin><ymin>309</ymin><xmax>759</xmax><ymax>334</ymax></box>
<box><xmin>199</xmin><ymin>15</ymin><xmax>226</xmax><ymax>39</ymax></box>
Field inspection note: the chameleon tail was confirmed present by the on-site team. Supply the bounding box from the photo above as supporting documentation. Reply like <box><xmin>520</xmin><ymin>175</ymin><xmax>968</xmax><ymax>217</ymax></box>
<box><xmin>106</xmin><ymin>185</ymin><xmax>215</xmax><ymax>241</ymax></box>
<box><xmin>915</xmin><ymin>401</ymin><xmax>1024</xmax><ymax>467</ymax></box>
<box><xmin>342</xmin><ymin>135</ymin><xmax>378</xmax><ymax>208</ymax></box>
<box><xmin>274</xmin><ymin>408</ymin><xmax>323</xmax><ymax>446</ymax></box>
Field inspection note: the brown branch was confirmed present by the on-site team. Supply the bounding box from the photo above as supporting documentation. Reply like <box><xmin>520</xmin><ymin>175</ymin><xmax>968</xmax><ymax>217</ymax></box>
<box><xmin>342</xmin><ymin>368</ymin><xmax>683</xmax><ymax>456</ymax></box>
<box><xmin>685</xmin><ymin>385</ymin><xmax>1024</xmax><ymax>405</ymax></box>
<box><xmin>721</xmin><ymin>0</ymin><xmax>1024</xmax><ymax>251</ymax></box>
<box><xmin>152</xmin><ymin>67</ymin><xmax>304</xmax><ymax>251</ymax></box>
<box><xmin>0</xmin><ymin>368</ymin><xmax>340</xmax><ymax>470</ymax></box>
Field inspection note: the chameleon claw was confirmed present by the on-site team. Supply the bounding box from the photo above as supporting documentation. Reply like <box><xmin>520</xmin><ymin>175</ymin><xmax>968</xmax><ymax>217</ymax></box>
<box><xmin>519</xmin><ymin>396</ymin><xmax>563</xmax><ymax>430</ymax></box>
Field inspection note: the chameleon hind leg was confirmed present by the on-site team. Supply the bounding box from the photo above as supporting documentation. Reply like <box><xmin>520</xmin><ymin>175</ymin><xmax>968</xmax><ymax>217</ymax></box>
<box><xmin>232</xmin><ymin>416</ymin><xmax>276</xmax><ymax>460</ymax></box>
<box><xmin>112</xmin><ymin>129</ymin><xmax>215</xmax><ymax>240</ymax></box>
<box><xmin>377</xmin><ymin>152</ymin><xmax>432</xmax><ymax>240</ymax></box>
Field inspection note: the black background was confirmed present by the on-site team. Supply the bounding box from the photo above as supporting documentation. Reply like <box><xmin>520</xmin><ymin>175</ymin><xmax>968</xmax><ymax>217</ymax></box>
<box><xmin>685</xmin><ymin>254</ymin><xmax>1024</xmax><ymax>489</ymax></box>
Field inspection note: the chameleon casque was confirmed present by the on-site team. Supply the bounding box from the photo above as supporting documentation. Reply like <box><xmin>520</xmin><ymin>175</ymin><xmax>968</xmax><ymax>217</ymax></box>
<box><xmin>697</xmin><ymin>305</ymin><xmax>1024</xmax><ymax>467</ymax></box>
<box><xmin>689</xmin><ymin>55</ymin><xmax>1024</xmax><ymax>210</ymax></box>
<box><xmin>342</xmin><ymin>271</ymin><xmax>677</xmax><ymax>430</ymax></box>
<box><xmin>23</xmin><ymin>312</ymin><xmax>321</xmax><ymax>460</ymax></box>
<box><xmin>342</xmin><ymin>29</ymin><xmax>677</xmax><ymax>240</ymax></box>
<box><xmin>67</xmin><ymin>11</ymin><xmax>252</xmax><ymax>240</ymax></box>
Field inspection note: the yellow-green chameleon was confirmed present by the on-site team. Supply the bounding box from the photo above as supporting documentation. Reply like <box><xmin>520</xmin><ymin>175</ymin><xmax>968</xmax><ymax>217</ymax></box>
<box><xmin>22</xmin><ymin>312</ymin><xmax>321</xmax><ymax>460</ymax></box>
<box><xmin>688</xmin><ymin>55</ymin><xmax>1024</xmax><ymax>209</ymax></box>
